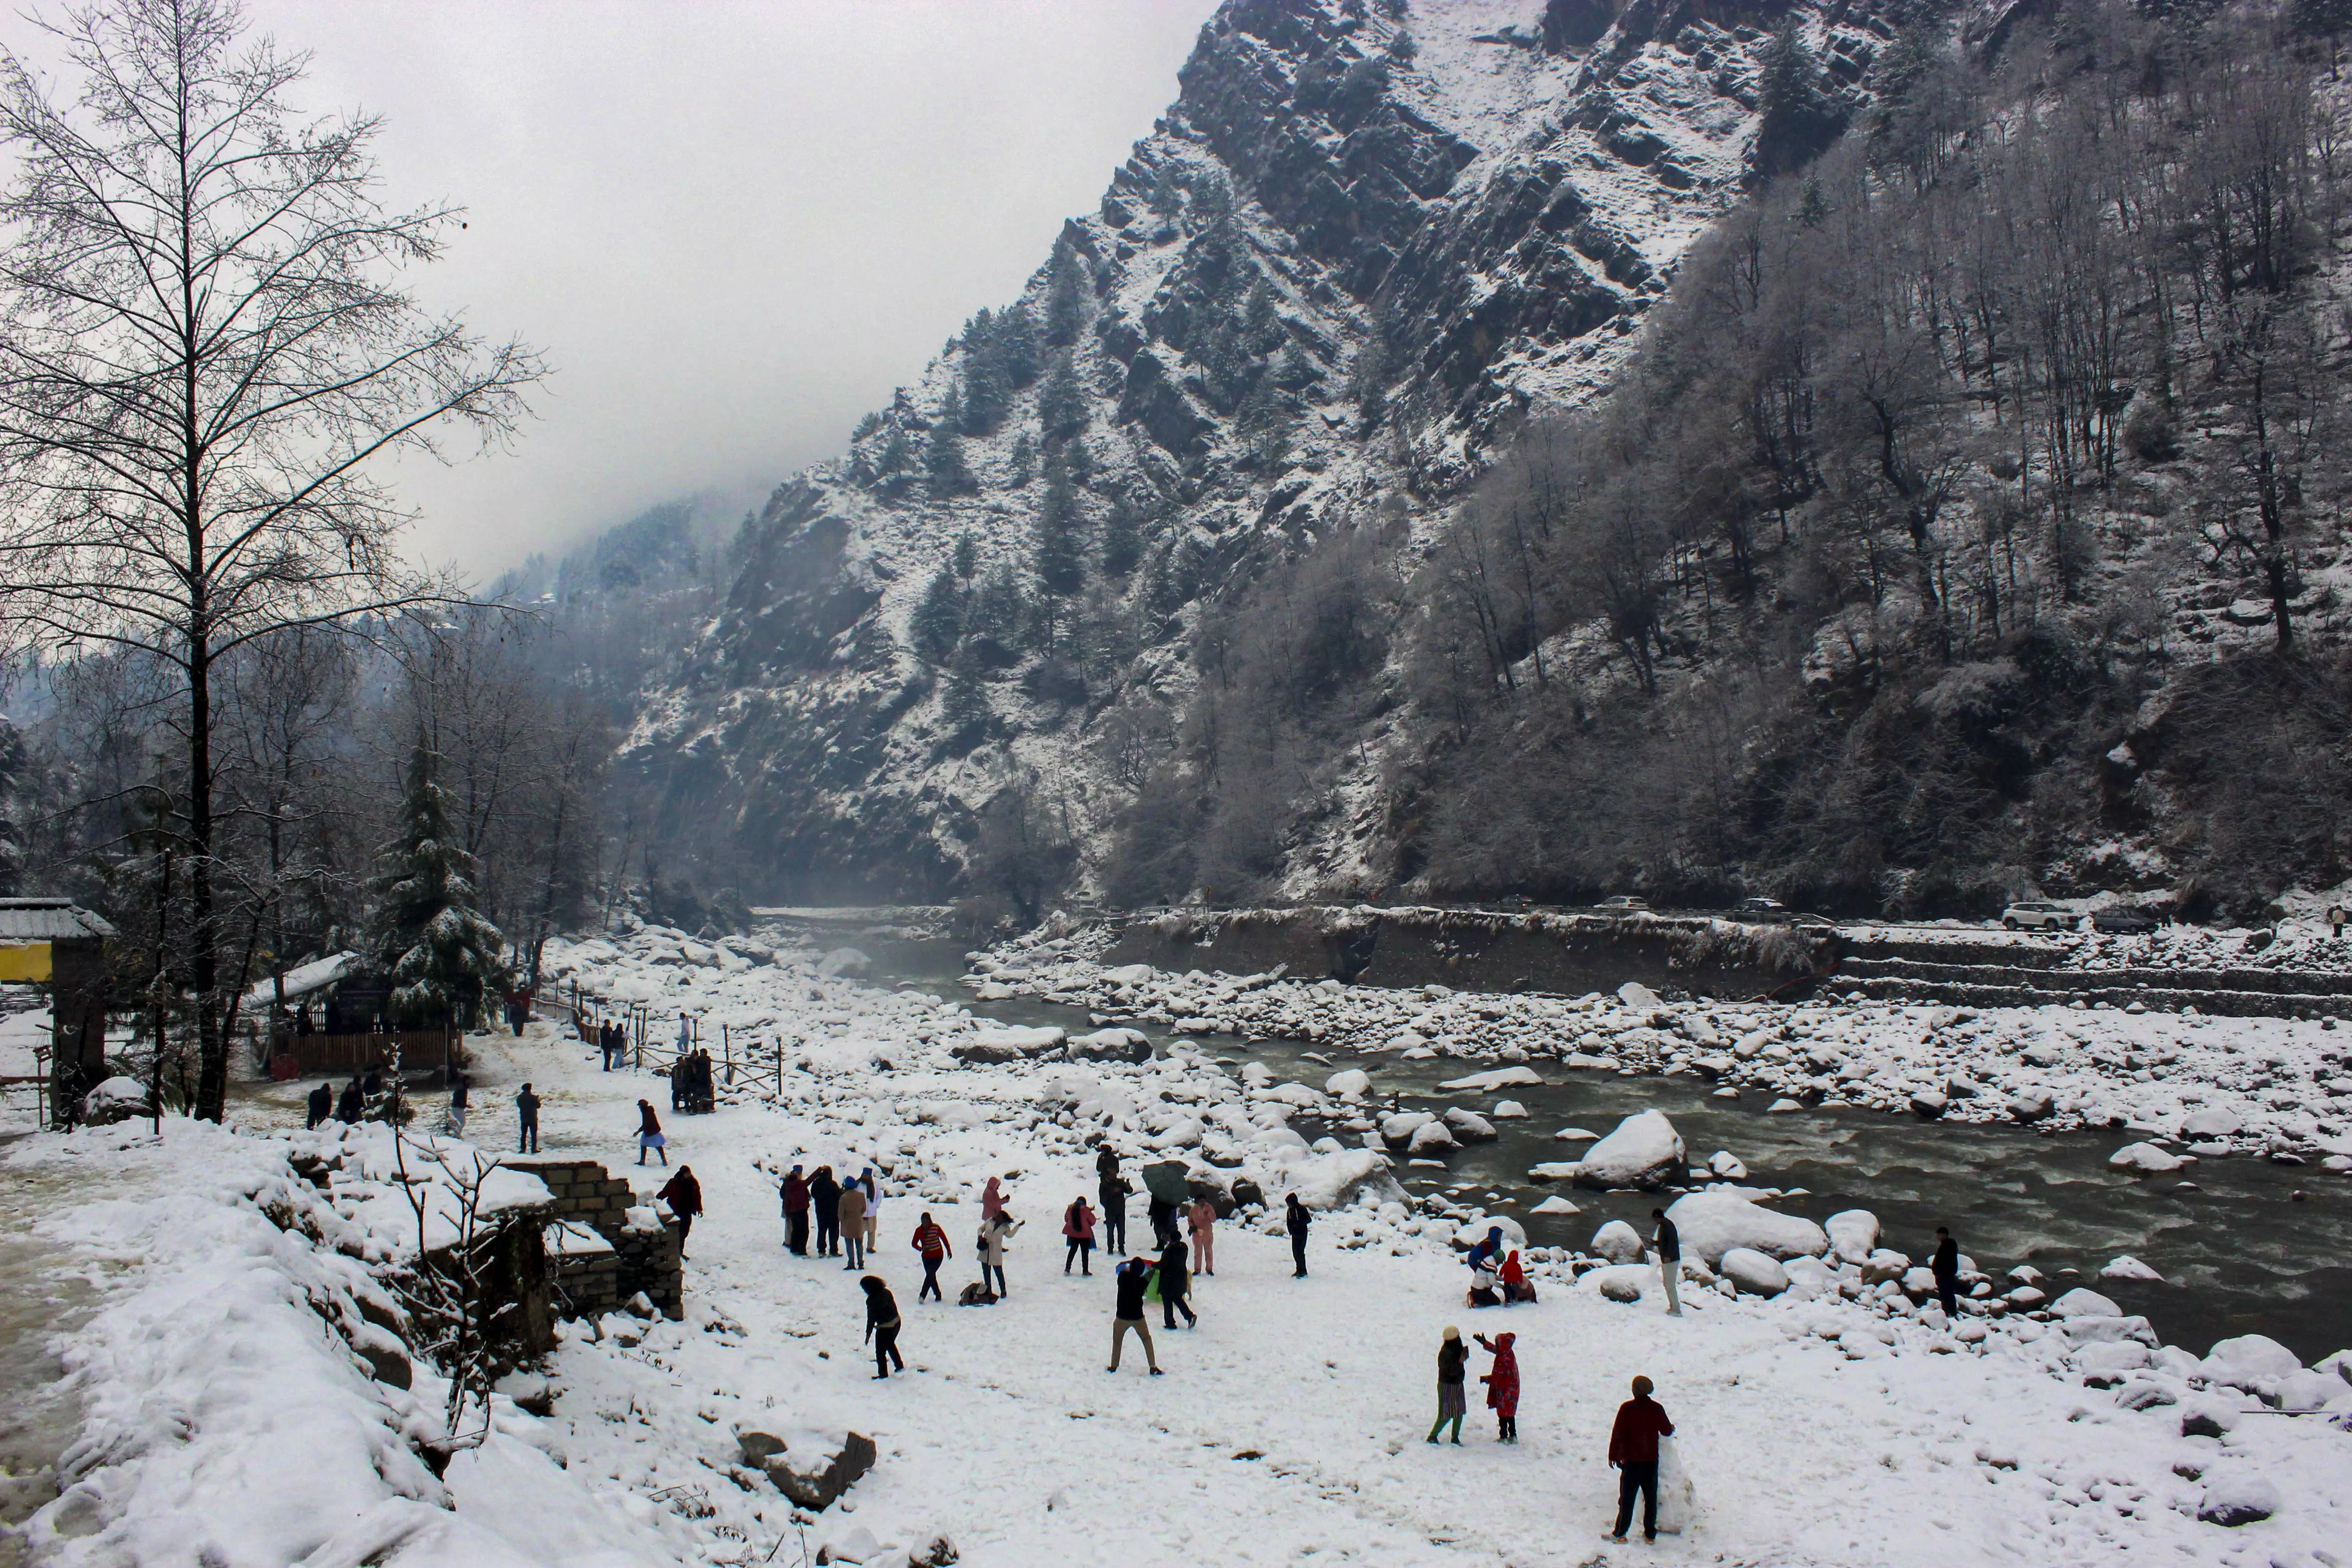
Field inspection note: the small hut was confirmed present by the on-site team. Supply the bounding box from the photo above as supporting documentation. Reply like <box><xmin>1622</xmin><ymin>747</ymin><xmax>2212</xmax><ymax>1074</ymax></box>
<box><xmin>0</xmin><ymin>898</ymin><xmax>116</xmax><ymax>1126</ymax></box>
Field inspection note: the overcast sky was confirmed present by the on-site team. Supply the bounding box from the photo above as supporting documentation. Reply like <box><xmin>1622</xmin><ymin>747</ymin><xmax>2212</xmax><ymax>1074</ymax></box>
<box><xmin>232</xmin><ymin>0</ymin><xmax>1221</xmax><ymax>580</ymax></box>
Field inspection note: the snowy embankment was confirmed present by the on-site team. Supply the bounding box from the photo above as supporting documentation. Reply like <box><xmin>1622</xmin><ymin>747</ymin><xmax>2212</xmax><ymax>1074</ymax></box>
<box><xmin>8</xmin><ymin>918</ymin><xmax>2351</xmax><ymax>1567</ymax></box>
<box><xmin>975</xmin><ymin>925</ymin><xmax>2352</xmax><ymax>1164</ymax></box>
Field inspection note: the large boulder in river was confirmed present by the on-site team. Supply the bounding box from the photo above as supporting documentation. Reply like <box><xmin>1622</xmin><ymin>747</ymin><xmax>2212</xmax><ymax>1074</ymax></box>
<box><xmin>2107</xmin><ymin>1141</ymin><xmax>2184</xmax><ymax>1175</ymax></box>
<box><xmin>1572</xmin><ymin>1110</ymin><xmax>1685</xmax><ymax>1190</ymax></box>
<box><xmin>1324</xmin><ymin>1068</ymin><xmax>1372</xmax><ymax>1099</ymax></box>
<box><xmin>1408</xmin><ymin>1121</ymin><xmax>1459</xmax><ymax>1155</ymax></box>
<box><xmin>1379</xmin><ymin>1111</ymin><xmax>1436</xmax><ymax>1146</ymax></box>
<box><xmin>952</xmin><ymin>1026</ymin><xmax>1065</xmax><ymax>1063</ymax></box>
<box><xmin>1069</xmin><ymin>1028</ymin><xmax>1152</xmax><ymax>1063</ymax></box>
<box><xmin>1663</xmin><ymin>1191</ymin><xmax>1828</xmax><ymax>1263</ymax></box>
<box><xmin>1442</xmin><ymin>1108</ymin><xmax>1499</xmax><ymax>1143</ymax></box>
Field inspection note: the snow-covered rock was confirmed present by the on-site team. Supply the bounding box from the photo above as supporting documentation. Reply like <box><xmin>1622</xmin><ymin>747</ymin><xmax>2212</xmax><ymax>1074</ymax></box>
<box><xmin>1528</xmin><ymin>1195</ymin><xmax>1580</xmax><ymax>1216</ymax></box>
<box><xmin>1591</xmin><ymin>1265</ymin><xmax>1648</xmax><ymax>1303</ymax></box>
<box><xmin>1824</xmin><ymin>1209</ymin><xmax>1880</xmax><ymax>1265</ymax></box>
<box><xmin>2182</xmin><ymin>1105</ymin><xmax>2243</xmax><ymax>1140</ymax></box>
<box><xmin>1440</xmin><ymin>1108</ymin><xmax>1498</xmax><ymax>1143</ymax></box>
<box><xmin>2100</xmin><ymin>1255</ymin><xmax>2163</xmax><ymax>1282</ymax></box>
<box><xmin>2049</xmin><ymin>1287</ymin><xmax>2122</xmax><ymax>1319</ymax></box>
<box><xmin>1572</xmin><ymin>1110</ymin><xmax>1684</xmax><ymax>1190</ymax></box>
<box><xmin>1718</xmin><ymin>1248</ymin><xmax>1790</xmax><ymax>1297</ymax></box>
<box><xmin>1662</xmin><ymin>1192</ymin><xmax>1828</xmax><ymax>1264</ymax></box>
<box><xmin>1378</xmin><ymin>1111</ymin><xmax>1436</xmax><ymax>1146</ymax></box>
<box><xmin>2204</xmin><ymin>1335</ymin><xmax>2302</xmax><ymax>1385</ymax></box>
<box><xmin>2107</xmin><ymin>1141</ymin><xmax>2184</xmax><ymax>1174</ymax></box>
<box><xmin>1407</xmin><ymin>1121</ymin><xmax>1458</xmax><ymax>1155</ymax></box>
<box><xmin>1590</xmin><ymin>1220</ymin><xmax>1644</xmax><ymax>1263</ymax></box>
<box><xmin>1490</xmin><ymin>1099</ymin><xmax>1529</xmax><ymax>1119</ymax></box>
<box><xmin>1323</xmin><ymin>1068</ymin><xmax>1372</xmax><ymax>1099</ymax></box>
<box><xmin>2196</xmin><ymin>1470</ymin><xmax>2281</xmax><ymax>1527</ymax></box>
<box><xmin>1437</xmin><ymin>1066</ymin><xmax>1544</xmax><ymax>1092</ymax></box>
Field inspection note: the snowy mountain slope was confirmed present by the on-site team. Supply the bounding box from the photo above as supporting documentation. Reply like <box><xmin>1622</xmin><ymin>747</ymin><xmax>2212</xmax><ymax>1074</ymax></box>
<box><xmin>627</xmin><ymin>0</ymin><xmax>1895</xmax><ymax>905</ymax></box>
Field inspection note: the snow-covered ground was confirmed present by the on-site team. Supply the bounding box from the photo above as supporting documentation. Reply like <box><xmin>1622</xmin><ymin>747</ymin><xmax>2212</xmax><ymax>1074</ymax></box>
<box><xmin>7</xmin><ymin>921</ymin><xmax>2351</xmax><ymax>1567</ymax></box>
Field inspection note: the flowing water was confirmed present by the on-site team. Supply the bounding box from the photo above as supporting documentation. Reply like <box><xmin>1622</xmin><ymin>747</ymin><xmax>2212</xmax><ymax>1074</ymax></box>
<box><xmin>784</xmin><ymin>919</ymin><xmax>2352</xmax><ymax>1363</ymax></box>
<box><xmin>0</xmin><ymin>1141</ymin><xmax>99</xmax><ymax>1567</ymax></box>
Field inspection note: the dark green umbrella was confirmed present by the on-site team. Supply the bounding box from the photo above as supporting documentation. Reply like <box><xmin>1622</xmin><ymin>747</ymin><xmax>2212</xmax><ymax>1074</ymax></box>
<box><xmin>1141</xmin><ymin>1159</ymin><xmax>1191</xmax><ymax>1204</ymax></box>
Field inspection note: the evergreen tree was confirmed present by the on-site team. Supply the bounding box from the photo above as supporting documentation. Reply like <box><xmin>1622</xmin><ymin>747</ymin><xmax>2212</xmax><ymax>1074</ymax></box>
<box><xmin>926</xmin><ymin>393</ymin><xmax>975</xmax><ymax>496</ymax></box>
<box><xmin>953</xmin><ymin>531</ymin><xmax>980</xmax><ymax>582</ymax></box>
<box><xmin>368</xmin><ymin>739</ymin><xmax>507</xmax><ymax>1028</ymax></box>
<box><xmin>999</xmin><ymin>302</ymin><xmax>1043</xmax><ymax>386</ymax></box>
<box><xmin>1038</xmin><ymin>349</ymin><xmax>1088</xmax><ymax>441</ymax></box>
<box><xmin>1008</xmin><ymin>432</ymin><xmax>1036</xmax><ymax>487</ymax></box>
<box><xmin>1755</xmin><ymin>17</ymin><xmax>1847</xmax><ymax>176</ymax></box>
<box><xmin>1100</xmin><ymin>494</ymin><xmax>1146</xmax><ymax>577</ymax></box>
<box><xmin>1034</xmin><ymin>455</ymin><xmax>1087</xmax><ymax>598</ymax></box>
<box><xmin>967</xmin><ymin>561</ymin><xmax>1028</xmax><ymax>661</ymax></box>
<box><xmin>1239</xmin><ymin>381</ymin><xmax>1295</xmax><ymax>472</ymax></box>
<box><xmin>959</xmin><ymin>309</ymin><xmax>1011</xmax><ymax>434</ymax></box>
<box><xmin>939</xmin><ymin>652</ymin><xmax>993</xmax><ymax>748</ymax></box>
<box><xmin>875</xmin><ymin>423</ymin><xmax>914</xmax><ymax>492</ymax></box>
<box><xmin>908</xmin><ymin>564</ymin><xmax>966</xmax><ymax>663</ymax></box>
<box><xmin>1045</xmin><ymin>238</ymin><xmax>1088</xmax><ymax>346</ymax></box>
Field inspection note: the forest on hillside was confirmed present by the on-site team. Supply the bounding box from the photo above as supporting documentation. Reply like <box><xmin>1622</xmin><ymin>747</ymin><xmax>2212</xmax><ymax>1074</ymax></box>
<box><xmin>1102</xmin><ymin>0</ymin><xmax>2352</xmax><ymax>921</ymax></box>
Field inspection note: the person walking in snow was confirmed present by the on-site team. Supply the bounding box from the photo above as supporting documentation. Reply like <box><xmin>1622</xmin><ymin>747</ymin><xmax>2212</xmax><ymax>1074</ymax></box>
<box><xmin>811</xmin><ymin>1166</ymin><xmax>842</xmax><ymax>1256</ymax></box>
<box><xmin>1157</xmin><ymin>1233</ymin><xmax>1197</xmax><ymax>1329</ymax></box>
<box><xmin>780</xmin><ymin>1165</ymin><xmax>810</xmax><ymax>1255</ymax></box>
<box><xmin>1107</xmin><ymin>1254</ymin><xmax>1163</xmax><ymax>1374</ymax></box>
<box><xmin>837</xmin><ymin>1177</ymin><xmax>869</xmax><ymax>1270</ymax></box>
<box><xmin>515</xmin><ymin>1083</ymin><xmax>540</xmax><ymax>1153</ymax></box>
<box><xmin>1607</xmin><ymin>1375</ymin><xmax>1675</xmax><ymax>1544</ymax></box>
<box><xmin>307</xmin><ymin>1080</ymin><xmax>333</xmax><ymax>1129</ymax></box>
<box><xmin>658</xmin><ymin>1166</ymin><xmax>703</xmax><ymax>1258</ymax></box>
<box><xmin>1427</xmin><ymin>1326</ymin><xmax>1468</xmax><ymax>1445</ymax></box>
<box><xmin>912</xmin><ymin>1211</ymin><xmax>952</xmax><ymax>1301</ymax></box>
<box><xmin>1651</xmin><ymin>1208</ymin><xmax>1682</xmax><ymax>1317</ymax></box>
<box><xmin>862</xmin><ymin>1275</ymin><xmax>905</xmax><ymax>1378</ymax></box>
<box><xmin>1931</xmin><ymin>1226</ymin><xmax>1961</xmax><ymax>1319</ymax></box>
<box><xmin>636</xmin><ymin>1099</ymin><xmax>666</xmax><ymax>1166</ymax></box>
<box><xmin>1100</xmin><ymin>1170</ymin><xmax>1130</xmax><ymax>1254</ymax></box>
<box><xmin>1063</xmin><ymin>1196</ymin><xmax>1098</xmax><ymax>1275</ymax></box>
<box><xmin>979</xmin><ymin>1211</ymin><xmax>1020</xmax><ymax>1298</ymax></box>
<box><xmin>1286</xmin><ymin>1193</ymin><xmax>1311</xmax><ymax>1278</ymax></box>
<box><xmin>1475</xmin><ymin>1331</ymin><xmax>1520</xmax><ymax>1442</ymax></box>
<box><xmin>1188</xmin><ymin>1195</ymin><xmax>1216</xmax><ymax>1277</ymax></box>
<box><xmin>448</xmin><ymin>1071</ymin><xmax>470</xmax><ymax>1138</ymax></box>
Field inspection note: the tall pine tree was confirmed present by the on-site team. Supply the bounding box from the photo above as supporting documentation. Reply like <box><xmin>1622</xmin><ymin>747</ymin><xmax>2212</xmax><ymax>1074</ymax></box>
<box><xmin>909</xmin><ymin>564</ymin><xmax>966</xmax><ymax>663</ymax></box>
<box><xmin>368</xmin><ymin>739</ymin><xmax>507</xmax><ymax>1028</ymax></box>
<box><xmin>926</xmin><ymin>391</ymin><xmax>975</xmax><ymax>496</ymax></box>
<box><xmin>1034</xmin><ymin>453</ymin><xmax>1087</xmax><ymax>598</ymax></box>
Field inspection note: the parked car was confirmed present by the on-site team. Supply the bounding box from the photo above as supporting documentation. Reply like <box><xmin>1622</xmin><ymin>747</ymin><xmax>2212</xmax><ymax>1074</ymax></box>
<box><xmin>2001</xmin><ymin>901</ymin><xmax>2077</xmax><ymax>931</ymax></box>
<box><xmin>1597</xmin><ymin>895</ymin><xmax>1648</xmax><ymax>911</ymax></box>
<box><xmin>1734</xmin><ymin>897</ymin><xmax>1789</xmax><ymax>920</ymax></box>
<box><xmin>2091</xmin><ymin>906</ymin><xmax>2160</xmax><ymax>934</ymax></box>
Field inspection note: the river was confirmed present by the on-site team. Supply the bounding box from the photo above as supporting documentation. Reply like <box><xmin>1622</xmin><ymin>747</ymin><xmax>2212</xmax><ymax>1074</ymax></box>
<box><xmin>767</xmin><ymin>916</ymin><xmax>2352</xmax><ymax>1363</ymax></box>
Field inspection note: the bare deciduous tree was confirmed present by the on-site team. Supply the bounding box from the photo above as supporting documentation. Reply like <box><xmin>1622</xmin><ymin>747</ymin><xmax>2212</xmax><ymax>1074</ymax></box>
<box><xmin>0</xmin><ymin>0</ymin><xmax>543</xmax><ymax>1118</ymax></box>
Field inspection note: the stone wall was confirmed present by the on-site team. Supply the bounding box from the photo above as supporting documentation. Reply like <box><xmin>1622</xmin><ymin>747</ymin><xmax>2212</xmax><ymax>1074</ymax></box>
<box><xmin>510</xmin><ymin>1157</ymin><xmax>684</xmax><ymax>1321</ymax></box>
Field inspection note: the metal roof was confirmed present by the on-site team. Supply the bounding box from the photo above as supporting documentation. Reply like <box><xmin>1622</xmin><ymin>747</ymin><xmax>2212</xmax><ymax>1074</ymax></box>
<box><xmin>0</xmin><ymin>899</ymin><xmax>117</xmax><ymax>942</ymax></box>
<box><xmin>242</xmin><ymin>950</ymin><xmax>360</xmax><ymax>1010</ymax></box>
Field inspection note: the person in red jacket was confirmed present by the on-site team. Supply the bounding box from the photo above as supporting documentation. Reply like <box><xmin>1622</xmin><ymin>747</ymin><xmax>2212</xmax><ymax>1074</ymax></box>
<box><xmin>1607</xmin><ymin>1375</ymin><xmax>1675</xmax><ymax>1544</ymax></box>
<box><xmin>911</xmin><ymin>1211</ymin><xmax>952</xmax><ymax>1302</ymax></box>
<box><xmin>1475</xmin><ymin>1330</ymin><xmax>1519</xmax><ymax>1442</ymax></box>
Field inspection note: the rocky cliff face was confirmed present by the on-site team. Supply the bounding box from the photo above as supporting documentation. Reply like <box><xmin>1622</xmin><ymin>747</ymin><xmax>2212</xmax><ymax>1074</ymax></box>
<box><xmin>627</xmin><ymin>0</ymin><xmax>1892</xmax><ymax>904</ymax></box>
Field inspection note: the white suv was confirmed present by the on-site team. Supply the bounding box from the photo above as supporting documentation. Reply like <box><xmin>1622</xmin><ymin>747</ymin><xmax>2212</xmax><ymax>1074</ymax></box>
<box><xmin>2001</xmin><ymin>901</ymin><xmax>2077</xmax><ymax>931</ymax></box>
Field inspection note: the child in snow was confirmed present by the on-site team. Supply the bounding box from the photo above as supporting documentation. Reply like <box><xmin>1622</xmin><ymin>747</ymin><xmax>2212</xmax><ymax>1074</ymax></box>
<box><xmin>1475</xmin><ymin>1331</ymin><xmax>1519</xmax><ymax>1442</ymax></box>
<box><xmin>1063</xmin><ymin>1196</ymin><xmax>1097</xmax><ymax>1275</ymax></box>
<box><xmin>636</xmin><ymin>1100</ymin><xmax>665</xmax><ymax>1166</ymax></box>
<box><xmin>1499</xmin><ymin>1250</ymin><xmax>1535</xmax><ymax>1304</ymax></box>
<box><xmin>1607</xmin><ymin>1375</ymin><xmax>1675</xmax><ymax>1544</ymax></box>
<box><xmin>862</xmin><ymin>1275</ymin><xmax>904</xmax><ymax>1378</ymax></box>
<box><xmin>1427</xmin><ymin>1326</ymin><xmax>1468</xmax><ymax>1444</ymax></box>
<box><xmin>911</xmin><ymin>1211</ymin><xmax>951</xmax><ymax>1301</ymax></box>
<box><xmin>1187</xmin><ymin>1196</ymin><xmax>1216</xmax><ymax>1276</ymax></box>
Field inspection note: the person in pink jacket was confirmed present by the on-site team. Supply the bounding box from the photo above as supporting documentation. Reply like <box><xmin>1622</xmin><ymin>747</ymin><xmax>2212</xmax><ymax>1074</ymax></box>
<box><xmin>1062</xmin><ymin>1195</ymin><xmax>1097</xmax><ymax>1275</ymax></box>
<box><xmin>1187</xmin><ymin>1196</ymin><xmax>1217</xmax><ymax>1276</ymax></box>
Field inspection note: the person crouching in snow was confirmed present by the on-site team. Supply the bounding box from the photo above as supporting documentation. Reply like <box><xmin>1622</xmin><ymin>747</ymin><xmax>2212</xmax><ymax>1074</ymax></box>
<box><xmin>1498</xmin><ymin>1249</ymin><xmax>1536</xmax><ymax>1304</ymax></box>
<box><xmin>1427</xmin><ymin>1326</ymin><xmax>1468</xmax><ymax>1445</ymax></box>
<box><xmin>1475</xmin><ymin>1331</ymin><xmax>1519</xmax><ymax>1442</ymax></box>
<box><xmin>1608</xmin><ymin>1374</ymin><xmax>1675</xmax><ymax>1544</ymax></box>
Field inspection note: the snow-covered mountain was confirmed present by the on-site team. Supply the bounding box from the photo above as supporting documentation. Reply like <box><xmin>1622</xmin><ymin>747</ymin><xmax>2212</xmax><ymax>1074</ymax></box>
<box><xmin>625</xmin><ymin>0</ymin><xmax>1897</xmax><ymax>904</ymax></box>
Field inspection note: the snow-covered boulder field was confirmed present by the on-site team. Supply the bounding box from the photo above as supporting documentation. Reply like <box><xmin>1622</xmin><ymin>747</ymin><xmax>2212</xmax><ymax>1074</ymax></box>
<box><xmin>21</xmin><ymin>916</ymin><xmax>2339</xmax><ymax>1566</ymax></box>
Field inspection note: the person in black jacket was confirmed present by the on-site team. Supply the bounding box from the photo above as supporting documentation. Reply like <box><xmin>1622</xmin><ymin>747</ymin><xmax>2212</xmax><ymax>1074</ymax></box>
<box><xmin>1286</xmin><ymin>1193</ymin><xmax>1311</xmax><ymax>1277</ymax></box>
<box><xmin>1427</xmin><ymin>1326</ymin><xmax>1468</xmax><ymax>1445</ymax></box>
<box><xmin>335</xmin><ymin>1077</ymin><xmax>364</xmax><ymax>1124</ymax></box>
<box><xmin>306</xmin><ymin>1081</ymin><xmax>333</xmax><ymax>1129</ymax></box>
<box><xmin>1931</xmin><ymin>1226</ymin><xmax>1961</xmax><ymax>1319</ymax></box>
<box><xmin>862</xmin><ymin>1275</ymin><xmax>905</xmax><ymax>1378</ymax></box>
<box><xmin>658</xmin><ymin>1166</ymin><xmax>703</xmax><ymax>1258</ymax></box>
<box><xmin>1107</xmin><ymin>1256</ymin><xmax>1162</xmax><ymax>1374</ymax></box>
<box><xmin>811</xmin><ymin>1166</ymin><xmax>842</xmax><ymax>1257</ymax></box>
<box><xmin>1157</xmin><ymin>1235</ymin><xmax>1197</xmax><ymax>1329</ymax></box>
<box><xmin>1651</xmin><ymin>1207</ymin><xmax>1682</xmax><ymax>1317</ymax></box>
